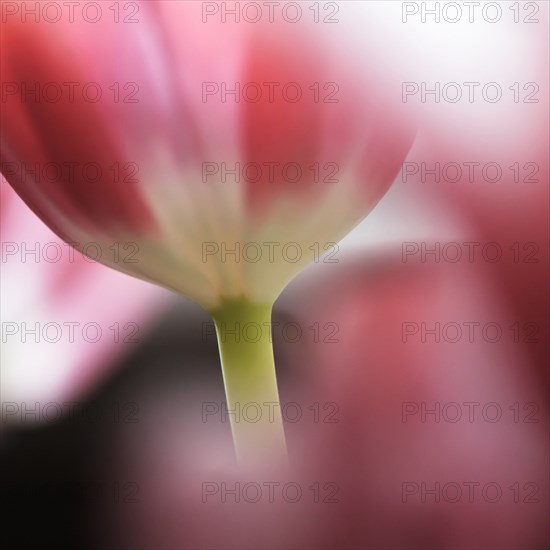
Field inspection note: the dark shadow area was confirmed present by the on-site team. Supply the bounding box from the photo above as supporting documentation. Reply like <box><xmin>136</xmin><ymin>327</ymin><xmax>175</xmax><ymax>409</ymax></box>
<box><xmin>1</xmin><ymin>296</ymin><xmax>299</xmax><ymax>550</ymax></box>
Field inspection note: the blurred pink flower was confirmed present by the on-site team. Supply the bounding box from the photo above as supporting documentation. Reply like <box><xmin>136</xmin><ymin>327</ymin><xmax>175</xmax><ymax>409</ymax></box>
<box><xmin>0</xmin><ymin>1</ymin><xmax>413</xmax><ymax>309</ymax></box>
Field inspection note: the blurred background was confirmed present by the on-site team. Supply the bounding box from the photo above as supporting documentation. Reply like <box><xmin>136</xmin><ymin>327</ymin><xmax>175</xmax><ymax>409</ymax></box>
<box><xmin>1</xmin><ymin>1</ymin><xmax>549</xmax><ymax>549</ymax></box>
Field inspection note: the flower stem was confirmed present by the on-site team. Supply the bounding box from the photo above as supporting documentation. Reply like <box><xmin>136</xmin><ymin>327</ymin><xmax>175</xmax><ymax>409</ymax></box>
<box><xmin>209</xmin><ymin>298</ymin><xmax>287</xmax><ymax>469</ymax></box>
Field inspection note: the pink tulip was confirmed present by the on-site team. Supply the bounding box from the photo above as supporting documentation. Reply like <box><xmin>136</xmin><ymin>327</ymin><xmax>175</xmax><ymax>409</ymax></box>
<box><xmin>1</xmin><ymin>2</ymin><xmax>412</xmax><ymax>307</ymax></box>
<box><xmin>1</xmin><ymin>1</ymin><xmax>414</xmax><ymax>465</ymax></box>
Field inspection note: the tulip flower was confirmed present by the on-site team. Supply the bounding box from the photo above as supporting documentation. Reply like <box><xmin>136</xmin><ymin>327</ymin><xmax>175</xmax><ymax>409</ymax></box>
<box><xmin>0</xmin><ymin>1</ymin><xmax>413</xmax><ymax>467</ymax></box>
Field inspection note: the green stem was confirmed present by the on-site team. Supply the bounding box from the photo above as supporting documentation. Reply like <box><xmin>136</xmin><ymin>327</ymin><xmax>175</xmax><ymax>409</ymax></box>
<box><xmin>209</xmin><ymin>298</ymin><xmax>287</xmax><ymax>469</ymax></box>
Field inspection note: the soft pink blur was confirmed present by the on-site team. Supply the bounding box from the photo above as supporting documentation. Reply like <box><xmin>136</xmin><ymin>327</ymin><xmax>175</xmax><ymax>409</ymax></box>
<box><xmin>1</xmin><ymin>183</ymin><xmax>168</xmax><ymax>411</ymax></box>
